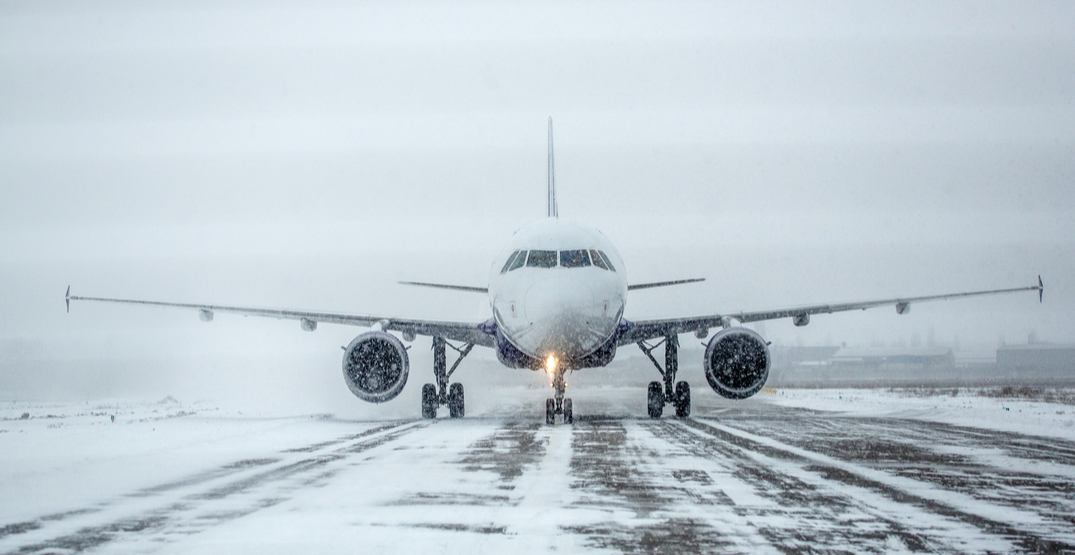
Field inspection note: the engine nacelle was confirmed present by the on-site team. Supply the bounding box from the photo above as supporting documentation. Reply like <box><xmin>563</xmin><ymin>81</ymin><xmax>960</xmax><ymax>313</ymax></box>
<box><xmin>341</xmin><ymin>331</ymin><xmax>409</xmax><ymax>403</ymax></box>
<box><xmin>704</xmin><ymin>327</ymin><xmax>771</xmax><ymax>400</ymax></box>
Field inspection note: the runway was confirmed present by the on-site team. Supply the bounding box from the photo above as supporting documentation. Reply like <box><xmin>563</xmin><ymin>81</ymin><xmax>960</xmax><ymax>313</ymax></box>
<box><xmin>2</xmin><ymin>389</ymin><xmax>1074</xmax><ymax>554</ymax></box>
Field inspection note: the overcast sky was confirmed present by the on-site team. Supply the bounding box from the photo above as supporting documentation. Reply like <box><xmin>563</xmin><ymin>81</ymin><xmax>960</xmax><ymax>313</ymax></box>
<box><xmin>1</xmin><ymin>1</ymin><xmax>1072</xmax><ymax>405</ymax></box>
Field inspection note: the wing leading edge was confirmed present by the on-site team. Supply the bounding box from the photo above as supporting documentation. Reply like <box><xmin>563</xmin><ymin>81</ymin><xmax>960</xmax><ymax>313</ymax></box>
<box><xmin>66</xmin><ymin>291</ymin><xmax>495</xmax><ymax>347</ymax></box>
<box><xmin>398</xmin><ymin>281</ymin><xmax>488</xmax><ymax>293</ymax></box>
<box><xmin>627</xmin><ymin>278</ymin><xmax>705</xmax><ymax>291</ymax></box>
<box><xmin>617</xmin><ymin>277</ymin><xmax>1043</xmax><ymax>346</ymax></box>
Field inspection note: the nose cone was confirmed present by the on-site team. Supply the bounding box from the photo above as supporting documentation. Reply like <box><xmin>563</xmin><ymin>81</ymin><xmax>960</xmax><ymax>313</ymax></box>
<box><xmin>517</xmin><ymin>278</ymin><xmax>613</xmax><ymax>358</ymax></box>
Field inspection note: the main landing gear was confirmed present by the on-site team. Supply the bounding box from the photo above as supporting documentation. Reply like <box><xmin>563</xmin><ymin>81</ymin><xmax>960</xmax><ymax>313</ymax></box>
<box><xmin>637</xmin><ymin>334</ymin><xmax>691</xmax><ymax>418</ymax></box>
<box><xmin>422</xmin><ymin>337</ymin><xmax>473</xmax><ymax>419</ymax></box>
<box><xmin>545</xmin><ymin>363</ymin><xmax>573</xmax><ymax>425</ymax></box>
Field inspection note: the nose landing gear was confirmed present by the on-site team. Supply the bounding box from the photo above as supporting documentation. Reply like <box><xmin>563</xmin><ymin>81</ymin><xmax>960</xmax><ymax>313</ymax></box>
<box><xmin>545</xmin><ymin>365</ymin><xmax>573</xmax><ymax>425</ymax></box>
<box><xmin>638</xmin><ymin>334</ymin><xmax>691</xmax><ymax>418</ymax></box>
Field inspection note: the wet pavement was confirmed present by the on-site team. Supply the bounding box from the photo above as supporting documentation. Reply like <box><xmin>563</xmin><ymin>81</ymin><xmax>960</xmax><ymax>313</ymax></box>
<box><xmin>2</xmin><ymin>402</ymin><xmax>1074</xmax><ymax>554</ymax></box>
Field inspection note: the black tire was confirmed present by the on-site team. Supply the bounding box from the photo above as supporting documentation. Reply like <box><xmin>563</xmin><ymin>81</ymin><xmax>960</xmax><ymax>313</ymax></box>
<box><xmin>421</xmin><ymin>384</ymin><xmax>437</xmax><ymax>419</ymax></box>
<box><xmin>448</xmin><ymin>383</ymin><xmax>465</xmax><ymax>418</ymax></box>
<box><xmin>564</xmin><ymin>398</ymin><xmax>573</xmax><ymax>424</ymax></box>
<box><xmin>546</xmin><ymin>398</ymin><xmax>556</xmax><ymax>425</ymax></box>
<box><xmin>674</xmin><ymin>381</ymin><xmax>691</xmax><ymax>418</ymax></box>
<box><xmin>647</xmin><ymin>381</ymin><xmax>664</xmax><ymax>418</ymax></box>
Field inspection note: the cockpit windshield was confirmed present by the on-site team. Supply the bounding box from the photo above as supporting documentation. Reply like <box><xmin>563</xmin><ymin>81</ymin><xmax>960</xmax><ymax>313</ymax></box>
<box><xmin>500</xmin><ymin>250</ymin><xmax>522</xmax><ymax>274</ymax></box>
<box><xmin>590</xmin><ymin>249</ymin><xmax>616</xmax><ymax>271</ymax></box>
<box><xmin>596</xmin><ymin>250</ymin><xmax>616</xmax><ymax>271</ymax></box>
<box><xmin>501</xmin><ymin>249</ymin><xmax>614</xmax><ymax>272</ymax></box>
<box><xmin>525</xmin><ymin>250</ymin><xmax>557</xmax><ymax>268</ymax></box>
<box><xmin>507</xmin><ymin>250</ymin><xmax>526</xmax><ymax>272</ymax></box>
<box><xmin>559</xmin><ymin>250</ymin><xmax>590</xmax><ymax>268</ymax></box>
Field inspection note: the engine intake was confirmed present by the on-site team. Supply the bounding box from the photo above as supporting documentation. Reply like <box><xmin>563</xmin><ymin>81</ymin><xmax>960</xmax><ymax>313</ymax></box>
<box><xmin>704</xmin><ymin>327</ymin><xmax>770</xmax><ymax>400</ymax></box>
<box><xmin>342</xmin><ymin>331</ymin><xmax>409</xmax><ymax>403</ymax></box>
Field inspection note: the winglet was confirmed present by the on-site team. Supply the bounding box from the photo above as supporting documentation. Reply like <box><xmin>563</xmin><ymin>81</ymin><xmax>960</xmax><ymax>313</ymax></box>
<box><xmin>65</xmin><ymin>285</ymin><xmax>71</xmax><ymax>313</ymax></box>
<box><xmin>1038</xmin><ymin>275</ymin><xmax>1044</xmax><ymax>303</ymax></box>
<box><xmin>547</xmin><ymin>117</ymin><xmax>558</xmax><ymax>218</ymax></box>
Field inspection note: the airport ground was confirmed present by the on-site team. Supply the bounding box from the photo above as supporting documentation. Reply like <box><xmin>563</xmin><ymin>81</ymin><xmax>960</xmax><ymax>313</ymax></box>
<box><xmin>2</xmin><ymin>383</ymin><xmax>1074</xmax><ymax>555</ymax></box>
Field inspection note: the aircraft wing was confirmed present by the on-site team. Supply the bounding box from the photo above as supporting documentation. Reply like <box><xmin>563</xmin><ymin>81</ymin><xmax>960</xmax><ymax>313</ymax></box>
<box><xmin>399</xmin><ymin>281</ymin><xmax>488</xmax><ymax>293</ymax></box>
<box><xmin>66</xmin><ymin>290</ymin><xmax>496</xmax><ymax>347</ymax></box>
<box><xmin>627</xmin><ymin>278</ymin><xmax>705</xmax><ymax>291</ymax></box>
<box><xmin>617</xmin><ymin>278</ymin><xmax>1043</xmax><ymax>346</ymax></box>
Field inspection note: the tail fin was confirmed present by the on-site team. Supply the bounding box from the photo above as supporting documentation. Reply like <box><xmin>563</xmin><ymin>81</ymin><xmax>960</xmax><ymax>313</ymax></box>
<box><xmin>547</xmin><ymin>117</ymin><xmax>558</xmax><ymax>218</ymax></box>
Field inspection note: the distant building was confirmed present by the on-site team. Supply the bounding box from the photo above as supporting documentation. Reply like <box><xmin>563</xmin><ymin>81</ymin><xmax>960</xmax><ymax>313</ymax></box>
<box><xmin>769</xmin><ymin>343</ymin><xmax>1075</xmax><ymax>387</ymax></box>
<box><xmin>997</xmin><ymin>344</ymin><xmax>1075</xmax><ymax>372</ymax></box>
<box><xmin>830</xmin><ymin>347</ymin><xmax>955</xmax><ymax>368</ymax></box>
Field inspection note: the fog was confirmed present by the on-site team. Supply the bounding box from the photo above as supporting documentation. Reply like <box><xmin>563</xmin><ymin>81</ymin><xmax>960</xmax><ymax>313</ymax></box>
<box><xmin>1</xmin><ymin>1</ymin><xmax>1073</xmax><ymax>410</ymax></box>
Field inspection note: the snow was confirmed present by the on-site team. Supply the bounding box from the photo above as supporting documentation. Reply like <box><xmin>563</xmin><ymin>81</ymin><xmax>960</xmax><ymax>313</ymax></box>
<box><xmin>0</xmin><ymin>399</ymin><xmax>381</xmax><ymax>524</ymax></box>
<box><xmin>2</xmin><ymin>386</ymin><xmax>1074</xmax><ymax>553</ymax></box>
<box><xmin>758</xmin><ymin>387</ymin><xmax>1075</xmax><ymax>442</ymax></box>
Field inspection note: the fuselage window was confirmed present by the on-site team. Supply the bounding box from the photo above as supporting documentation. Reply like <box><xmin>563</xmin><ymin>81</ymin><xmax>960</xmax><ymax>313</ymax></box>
<box><xmin>525</xmin><ymin>250</ymin><xmax>557</xmax><ymax>268</ymax></box>
<box><xmin>507</xmin><ymin>250</ymin><xmax>527</xmax><ymax>272</ymax></box>
<box><xmin>597</xmin><ymin>250</ymin><xmax>616</xmax><ymax>272</ymax></box>
<box><xmin>559</xmin><ymin>249</ymin><xmax>591</xmax><ymax>268</ymax></box>
<box><xmin>500</xmin><ymin>250</ymin><xmax>521</xmax><ymax>274</ymax></box>
<box><xmin>589</xmin><ymin>249</ymin><xmax>609</xmax><ymax>271</ymax></box>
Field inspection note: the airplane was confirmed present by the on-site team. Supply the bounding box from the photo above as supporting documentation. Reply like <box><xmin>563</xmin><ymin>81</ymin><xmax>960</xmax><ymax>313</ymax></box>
<box><xmin>66</xmin><ymin>119</ymin><xmax>1044</xmax><ymax>424</ymax></box>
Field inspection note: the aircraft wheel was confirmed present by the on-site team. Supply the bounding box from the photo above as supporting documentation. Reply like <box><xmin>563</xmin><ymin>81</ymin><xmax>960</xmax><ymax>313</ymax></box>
<box><xmin>647</xmin><ymin>381</ymin><xmax>664</xmax><ymax>418</ymax></box>
<box><xmin>674</xmin><ymin>381</ymin><xmax>691</xmax><ymax>418</ymax></box>
<box><xmin>564</xmin><ymin>398</ymin><xmax>573</xmax><ymax>424</ymax></box>
<box><xmin>448</xmin><ymin>383</ymin><xmax>465</xmax><ymax>418</ymax></box>
<box><xmin>421</xmin><ymin>384</ymin><xmax>437</xmax><ymax>419</ymax></box>
<box><xmin>546</xmin><ymin>398</ymin><xmax>556</xmax><ymax>425</ymax></box>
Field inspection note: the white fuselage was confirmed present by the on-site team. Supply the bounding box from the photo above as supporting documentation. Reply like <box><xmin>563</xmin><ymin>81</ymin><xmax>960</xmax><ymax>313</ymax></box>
<box><xmin>488</xmin><ymin>219</ymin><xmax>627</xmax><ymax>364</ymax></box>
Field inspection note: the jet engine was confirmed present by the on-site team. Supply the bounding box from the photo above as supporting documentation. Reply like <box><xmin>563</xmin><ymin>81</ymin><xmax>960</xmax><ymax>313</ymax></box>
<box><xmin>703</xmin><ymin>327</ymin><xmax>770</xmax><ymax>400</ymax></box>
<box><xmin>342</xmin><ymin>331</ymin><xmax>409</xmax><ymax>403</ymax></box>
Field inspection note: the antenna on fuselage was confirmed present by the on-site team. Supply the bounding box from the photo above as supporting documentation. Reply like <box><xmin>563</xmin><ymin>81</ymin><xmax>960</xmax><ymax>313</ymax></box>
<box><xmin>547</xmin><ymin>117</ymin><xmax>558</xmax><ymax>218</ymax></box>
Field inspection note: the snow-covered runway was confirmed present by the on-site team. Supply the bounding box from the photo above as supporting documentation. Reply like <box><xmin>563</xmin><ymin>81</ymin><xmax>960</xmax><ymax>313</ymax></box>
<box><xmin>2</xmin><ymin>389</ymin><xmax>1074</xmax><ymax>554</ymax></box>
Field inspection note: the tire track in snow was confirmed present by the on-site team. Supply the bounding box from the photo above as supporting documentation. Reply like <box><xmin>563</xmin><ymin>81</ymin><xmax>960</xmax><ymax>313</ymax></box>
<box><xmin>719</xmin><ymin>413</ymin><xmax>1075</xmax><ymax>530</ymax></box>
<box><xmin>649</xmin><ymin>418</ymin><xmax>971</xmax><ymax>554</ymax></box>
<box><xmin>725</xmin><ymin>411</ymin><xmax>1075</xmax><ymax>470</ymax></box>
<box><xmin>0</xmin><ymin>420</ymin><xmax>423</xmax><ymax>555</ymax></box>
<box><xmin>375</xmin><ymin>420</ymin><xmax>555</xmax><ymax>541</ymax></box>
<box><xmin>388</xmin><ymin>420</ymin><xmax>547</xmax><ymax>509</ymax></box>
<box><xmin>562</xmin><ymin>418</ymin><xmax>765</xmax><ymax>554</ymax></box>
<box><xmin>682</xmin><ymin>417</ymin><xmax>1075</xmax><ymax>553</ymax></box>
<box><xmin>0</xmin><ymin>420</ymin><xmax>409</xmax><ymax>544</ymax></box>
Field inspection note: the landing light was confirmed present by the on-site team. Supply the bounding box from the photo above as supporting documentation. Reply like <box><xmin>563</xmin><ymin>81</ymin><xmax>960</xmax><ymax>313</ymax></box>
<box><xmin>546</xmin><ymin>355</ymin><xmax>557</xmax><ymax>372</ymax></box>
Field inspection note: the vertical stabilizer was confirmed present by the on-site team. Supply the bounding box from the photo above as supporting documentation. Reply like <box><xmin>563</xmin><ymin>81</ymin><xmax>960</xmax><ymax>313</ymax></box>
<box><xmin>547</xmin><ymin>117</ymin><xmax>558</xmax><ymax>218</ymax></box>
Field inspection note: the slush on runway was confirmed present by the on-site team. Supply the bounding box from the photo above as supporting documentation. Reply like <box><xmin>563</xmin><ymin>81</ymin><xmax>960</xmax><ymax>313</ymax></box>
<box><xmin>3</xmin><ymin>388</ymin><xmax>1074</xmax><ymax>554</ymax></box>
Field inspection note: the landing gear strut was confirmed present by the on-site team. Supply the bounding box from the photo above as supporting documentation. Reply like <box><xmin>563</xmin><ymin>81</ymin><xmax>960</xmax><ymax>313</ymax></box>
<box><xmin>638</xmin><ymin>334</ymin><xmax>690</xmax><ymax>418</ymax></box>
<box><xmin>422</xmin><ymin>337</ymin><xmax>473</xmax><ymax>419</ymax></box>
<box><xmin>545</xmin><ymin>364</ymin><xmax>573</xmax><ymax>425</ymax></box>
